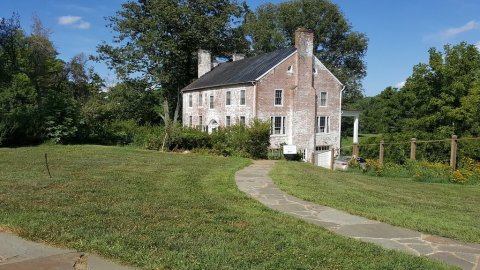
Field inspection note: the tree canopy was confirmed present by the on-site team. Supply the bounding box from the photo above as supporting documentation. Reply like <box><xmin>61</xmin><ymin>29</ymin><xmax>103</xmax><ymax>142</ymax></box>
<box><xmin>96</xmin><ymin>0</ymin><xmax>249</xmax><ymax>126</ymax></box>
<box><xmin>97</xmin><ymin>0</ymin><xmax>369</xmax><ymax>121</ymax></box>
<box><xmin>359</xmin><ymin>42</ymin><xmax>480</xmax><ymax>137</ymax></box>
<box><xmin>244</xmin><ymin>0</ymin><xmax>368</xmax><ymax>103</ymax></box>
<box><xmin>0</xmin><ymin>14</ymin><xmax>105</xmax><ymax>145</ymax></box>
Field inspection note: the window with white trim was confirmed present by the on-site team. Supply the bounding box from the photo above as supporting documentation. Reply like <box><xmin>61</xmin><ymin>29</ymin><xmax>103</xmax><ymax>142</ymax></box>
<box><xmin>226</xmin><ymin>91</ymin><xmax>231</xmax><ymax>106</ymax></box>
<box><xmin>320</xmin><ymin>92</ymin><xmax>327</xmax><ymax>107</ymax></box>
<box><xmin>271</xmin><ymin>116</ymin><xmax>286</xmax><ymax>135</ymax></box>
<box><xmin>198</xmin><ymin>93</ymin><xmax>203</xmax><ymax>107</ymax></box>
<box><xmin>274</xmin><ymin>89</ymin><xmax>283</xmax><ymax>106</ymax></box>
<box><xmin>188</xmin><ymin>94</ymin><xmax>193</xmax><ymax>107</ymax></box>
<box><xmin>240</xmin><ymin>89</ymin><xmax>246</xmax><ymax>105</ymax></box>
<box><xmin>316</xmin><ymin>116</ymin><xmax>330</xmax><ymax>133</ymax></box>
<box><xmin>226</xmin><ymin>116</ymin><xmax>231</xmax><ymax>127</ymax></box>
<box><xmin>209</xmin><ymin>95</ymin><xmax>214</xmax><ymax>109</ymax></box>
<box><xmin>239</xmin><ymin>116</ymin><xmax>246</xmax><ymax>125</ymax></box>
<box><xmin>287</xmin><ymin>65</ymin><xmax>293</xmax><ymax>73</ymax></box>
<box><xmin>189</xmin><ymin>116</ymin><xmax>193</xmax><ymax>127</ymax></box>
<box><xmin>198</xmin><ymin>115</ymin><xmax>203</xmax><ymax>128</ymax></box>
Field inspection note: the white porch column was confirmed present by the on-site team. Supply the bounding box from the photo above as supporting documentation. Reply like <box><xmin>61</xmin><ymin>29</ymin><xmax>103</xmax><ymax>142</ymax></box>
<box><xmin>353</xmin><ymin>116</ymin><xmax>359</xmax><ymax>144</ymax></box>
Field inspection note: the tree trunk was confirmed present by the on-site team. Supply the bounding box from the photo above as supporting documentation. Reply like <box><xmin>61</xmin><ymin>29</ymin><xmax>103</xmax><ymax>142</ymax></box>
<box><xmin>159</xmin><ymin>98</ymin><xmax>170</xmax><ymax>127</ymax></box>
<box><xmin>173</xmin><ymin>90</ymin><xmax>181</xmax><ymax>124</ymax></box>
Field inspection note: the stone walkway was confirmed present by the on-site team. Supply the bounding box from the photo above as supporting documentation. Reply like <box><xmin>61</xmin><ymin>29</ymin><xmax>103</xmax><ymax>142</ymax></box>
<box><xmin>0</xmin><ymin>231</ymin><xmax>135</xmax><ymax>270</ymax></box>
<box><xmin>235</xmin><ymin>160</ymin><xmax>480</xmax><ymax>270</ymax></box>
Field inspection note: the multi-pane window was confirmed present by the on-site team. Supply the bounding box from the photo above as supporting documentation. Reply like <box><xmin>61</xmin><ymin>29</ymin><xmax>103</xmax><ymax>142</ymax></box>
<box><xmin>240</xmin><ymin>90</ymin><xmax>246</xmax><ymax>105</ymax></box>
<box><xmin>226</xmin><ymin>116</ymin><xmax>231</xmax><ymax>127</ymax></box>
<box><xmin>320</xmin><ymin>92</ymin><xmax>327</xmax><ymax>107</ymax></box>
<box><xmin>209</xmin><ymin>95</ymin><xmax>214</xmax><ymax>109</ymax></box>
<box><xmin>316</xmin><ymin>116</ymin><xmax>330</xmax><ymax>133</ymax></box>
<box><xmin>270</xmin><ymin>116</ymin><xmax>286</xmax><ymax>135</ymax></box>
<box><xmin>274</xmin><ymin>89</ymin><xmax>283</xmax><ymax>106</ymax></box>
<box><xmin>189</xmin><ymin>116</ymin><xmax>193</xmax><ymax>127</ymax></box>
<box><xmin>316</xmin><ymin>145</ymin><xmax>330</xmax><ymax>151</ymax></box>
<box><xmin>198</xmin><ymin>93</ymin><xmax>203</xmax><ymax>106</ymax></box>
<box><xmin>188</xmin><ymin>94</ymin><xmax>193</xmax><ymax>107</ymax></box>
<box><xmin>226</xmin><ymin>91</ymin><xmax>231</xmax><ymax>106</ymax></box>
<box><xmin>199</xmin><ymin>115</ymin><xmax>203</xmax><ymax>127</ymax></box>
<box><xmin>239</xmin><ymin>116</ymin><xmax>246</xmax><ymax>125</ymax></box>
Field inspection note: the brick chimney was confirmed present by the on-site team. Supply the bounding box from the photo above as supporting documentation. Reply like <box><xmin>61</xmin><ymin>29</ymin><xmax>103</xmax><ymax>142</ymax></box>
<box><xmin>198</xmin><ymin>49</ymin><xmax>212</xmax><ymax>78</ymax></box>
<box><xmin>295</xmin><ymin>28</ymin><xmax>314</xmax><ymax>87</ymax></box>
<box><xmin>292</xmin><ymin>28</ymin><xmax>316</xmax><ymax>162</ymax></box>
<box><xmin>232</xmin><ymin>53</ymin><xmax>245</xmax><ymax>61</ymax></box>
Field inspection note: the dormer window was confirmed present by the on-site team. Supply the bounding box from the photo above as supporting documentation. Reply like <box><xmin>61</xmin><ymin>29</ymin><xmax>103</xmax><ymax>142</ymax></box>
<box><xmin>287</xmin><ymin>65</ymin><xmax>293</xmax><ymax>73</ymax></box>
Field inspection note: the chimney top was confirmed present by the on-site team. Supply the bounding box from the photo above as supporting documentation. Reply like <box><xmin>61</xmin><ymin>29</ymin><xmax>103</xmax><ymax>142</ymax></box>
<box><xmin>197</xmin><ymin>49</ymin><xmax>212</xmax><ymax>78</ymax></box>
<box><xmin>294</xmin><ymin>28</ymin><xmax>314</xmax><ymax>53</ymax></box>
<box><xmin>232</xmin><ymin>53</ymin><xmax>245</xmax><ymax>62</ymax></box>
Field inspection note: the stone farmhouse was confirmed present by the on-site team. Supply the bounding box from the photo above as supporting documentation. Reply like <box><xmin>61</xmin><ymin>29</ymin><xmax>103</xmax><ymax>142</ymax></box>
<box><xmin>182</xmin><ymin>28</ymin><xmax>358</xmax><ymax>164</ymax></box>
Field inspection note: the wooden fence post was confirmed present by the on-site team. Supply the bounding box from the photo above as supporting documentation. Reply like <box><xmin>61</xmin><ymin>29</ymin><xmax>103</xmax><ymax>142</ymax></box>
<box><xmin>352</xmin><ymin>143</ymin><xmax>359</xmax><ymax>157</ymax></box>
<box><xmin>450</xmin><ymin>135</ymin><xmax>458</xmax><ymax>171</ymax></box>
<box><xmin>379</xmin><ymin>140</ymin><xmax>385</xmax><ymax>165</ymax></box>
<box><xmin>330</xmin><ymin>148</ymin><xmax>335</xmax><ymax>170</ymax></box>
<box><xmin>410</xmin><ymin>138</ymin><xmax>416</xmax><ymax>160</ymax></box>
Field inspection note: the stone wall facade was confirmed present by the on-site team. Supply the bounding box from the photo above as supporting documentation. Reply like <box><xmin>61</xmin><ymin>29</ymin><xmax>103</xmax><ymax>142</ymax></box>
<box><xmin>183</xmin><ymin>84</ymin><xmax>255</xmax><ymax>132</ymax></box>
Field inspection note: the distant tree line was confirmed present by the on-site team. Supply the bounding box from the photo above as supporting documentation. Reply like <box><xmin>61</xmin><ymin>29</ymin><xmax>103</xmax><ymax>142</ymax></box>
<box><xmin>359</xmin><ymin>42</ymin><xmax>480</xmax><ymax>138</ymax></box>
<box><xmin>0</xmin><ymin>14</ymin><xmax>162</xmax><ymax>146</ymax></box>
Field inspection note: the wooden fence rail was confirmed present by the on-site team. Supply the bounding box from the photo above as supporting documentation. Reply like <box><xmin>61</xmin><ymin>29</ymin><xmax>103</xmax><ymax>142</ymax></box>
<box><xmin>347</xmin><ymin>135</ymin><xmax>480</xmax><ymax>171</ymax></box>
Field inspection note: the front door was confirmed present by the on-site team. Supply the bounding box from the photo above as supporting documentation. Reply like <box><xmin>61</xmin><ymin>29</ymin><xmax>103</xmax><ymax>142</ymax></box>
<box><xmin>207</xmin><ymin>119</ymin><xmax>219</xmax><ymax>134</ymax></box>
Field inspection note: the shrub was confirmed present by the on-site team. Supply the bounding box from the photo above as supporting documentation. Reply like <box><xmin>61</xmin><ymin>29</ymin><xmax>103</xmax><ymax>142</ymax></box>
<box><xmin>168</xmin><ymin>126</ymin><xmax>211</xmax><ymax>150</ymax></box>
<box><xmin>245</xmin><ymin>119</ymin><xmax>271</xmax><ymax>159</ymax></box>
<box><xmin>410</xmin><ymin>161</ymin><xmax>451</xmax><ymax>184</ymax></box>
<box><xmin>132</xmin><ymin>125</ymin><xmax>166</xmax><ymax>150</ymax></box>
<box><xmin>365</xmin><ymin>159</ymin><xmax>384</xmax><ymax>176</ymax></box>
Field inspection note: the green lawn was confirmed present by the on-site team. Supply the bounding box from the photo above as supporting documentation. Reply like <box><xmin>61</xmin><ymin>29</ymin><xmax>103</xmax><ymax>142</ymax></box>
<box><xmin>270</xmin><ymin>161</ymin><xmax>480</xmax><ymax>244</ymax></box>
<box><xmin>0</xmin><ymin>145</ymin><xmax>451</xmax><ymax>269</ymax></box>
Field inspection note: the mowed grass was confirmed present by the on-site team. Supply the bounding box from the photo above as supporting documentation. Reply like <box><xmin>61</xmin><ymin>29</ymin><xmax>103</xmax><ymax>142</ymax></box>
<box><xmin>270</xmin><ymin>161</ymin><xmax>480</xmax><ymax>244</ymax></box>
<box><xmin>0</xmin><ymin>145</ymin><xmax>452</xmax><ymax>269</ymax></box>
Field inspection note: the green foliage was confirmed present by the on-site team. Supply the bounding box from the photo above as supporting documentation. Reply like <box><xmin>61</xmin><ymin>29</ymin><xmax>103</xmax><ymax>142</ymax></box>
<box><xmin>245</xmin><ymin>0</ymin><xmax>368</xmax><ymax>103</ymax></box>
<box><xmin>0</xmin><ymin>14</ymin><xmax>104</xmax><ymax>146</ymax></box>
<box><xmin>244</xmin><ymin>118</ymin><xmax>271</xmax><ymax>159</ymax></box>
<box><xmin>167</xmin><ymin>119</ymin><xmax>271</xmax><ymax>159</ymax></box>
<box><xmin>169</xmin><ymin>126</ymin><xmax>212</xmax><ymax>151</ymax></box>
<box><xmin>360</xmin><ymin>42</ymin><xmax>480</xmax><ymax>138</ymax></box>
<box><xmin>359</xmin><ymin>132</ymin><xmax>451</xmax><ymax>163</ymax></box>
<box><xmin>97</xmin><ymin>0</ymin><xmax>249</xmax><ymax>124</ymax></box>
<box><xmin>348</xmin><ymin>157</ymin><xmax>480</xmax><ymax>185</ymax></box>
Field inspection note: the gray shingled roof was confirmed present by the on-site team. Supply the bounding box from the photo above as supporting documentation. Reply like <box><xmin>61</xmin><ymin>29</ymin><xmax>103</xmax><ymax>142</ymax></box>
<box><xmin>183</xmin><ymin>47</ymin><xmax>297</xmax><ymax>91</ymax></box>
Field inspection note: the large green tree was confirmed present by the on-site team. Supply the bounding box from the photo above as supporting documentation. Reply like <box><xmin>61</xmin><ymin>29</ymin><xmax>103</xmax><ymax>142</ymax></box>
<box><xmin>244</xmin><ymin>0</ymin><xmax>368</xmax><ymax>104</ymax></box>
<box><xmin>360</xmin><ymin>42</ymin><xmax>480</xmax><ymax>137</ymax></box>
<box><xmin>97</xmin><ymin>0</ymin><xmax>249</xmax><ymax>126</ymax></box>
<box><xmin>0</xmin><ymin>14</ymin><xmax>92</xmax><ymax>145</ymax></box>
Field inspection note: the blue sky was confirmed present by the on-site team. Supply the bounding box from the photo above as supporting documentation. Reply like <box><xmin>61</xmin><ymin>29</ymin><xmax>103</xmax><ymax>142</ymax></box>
<box><xmin>1</xmin><ymin>0</ymin><xmax>480</xmax><ymax>96</ymax></box>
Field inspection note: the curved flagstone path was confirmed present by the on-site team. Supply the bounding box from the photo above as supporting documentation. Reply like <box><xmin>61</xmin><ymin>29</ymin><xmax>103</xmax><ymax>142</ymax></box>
<box><xmin>235</xmin><ymin>160</ymin><xmax>480</xmax><ymax>270</ymax></box>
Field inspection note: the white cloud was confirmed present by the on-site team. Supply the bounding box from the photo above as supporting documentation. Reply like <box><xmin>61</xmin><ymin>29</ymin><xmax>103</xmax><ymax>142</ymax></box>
<box><xmin>58</xmin><ymin>15</ymin><xmax>82</xmax><ymax>25</ymax></box>
<box><xmin>475</xmin><ymin>41</ymin><xmax>480</xmax><ymax>51</ymax></box>
<box><xmin>441</xmin><ymin>20</ymin><xmax>479</xmax><ymax>38</ymax></box>
<box><xmin>58</xmin><ymin>15</ymin><xmax>90</xmax><ymax>30</ymax></box>
<box><xmin>394</xmin><ymin>81</ymin><xmax>406</xmax><ymax>89</ymax></box>
<box><xmin>424</xmin><ymin>20</ymin><xmax>479</xmax><ymax>41</ymax></box>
